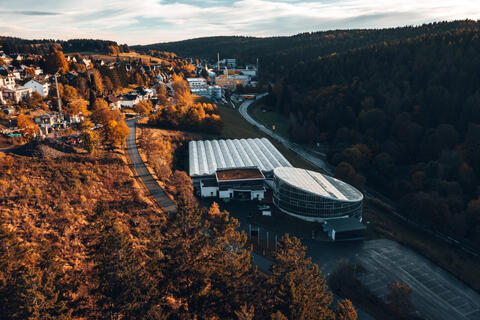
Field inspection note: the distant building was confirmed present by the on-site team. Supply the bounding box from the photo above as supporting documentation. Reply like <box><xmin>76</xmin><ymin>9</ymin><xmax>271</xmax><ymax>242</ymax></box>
<box><xmin>187</xmin><ymin>78</ymin><xmax>207</xmax><ymax>88</ymax></box>
<box><xmin>190</xmin><ymin>85</ymin><xmax>222</xmax><ymax>100</ymax></box>
<box><xmin>215</xmin><ymin>74</ymin><xmax>250</xmax><ymax>89</ymax></box>
<box><xmin>24</xmin><ymin>79</ymin><xmax>50</xmax><ymax>97</ymax></box>
<box><xmin>34</xmin><ymin>113</ymin><xmax>60</xmax><ymax>135</ymax></box>
<box><xmin>0</xmin><ymin>73</ymin><xmax>16</xmax><ymax>90</ymax></box>
<box><xmin>2</xmin><ymin>86</ymin><xmax>33</xmax><ymax>103</ymax></box>
<box><xmin>221</xmin><ymin>58</ymin><xmax>237</xmax><ymax>68</ymax></box>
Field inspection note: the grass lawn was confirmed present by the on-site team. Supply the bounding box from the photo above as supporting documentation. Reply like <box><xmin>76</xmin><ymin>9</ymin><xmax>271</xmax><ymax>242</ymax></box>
<box><xmin>250</xmin><ymin>101</ymin><xmax>290</xmax><ymax>139</ymax></box>
<box><xmin>216</xmin><ymin>102</ymin><xmax>318</xmax><ymax>171</ymax></box>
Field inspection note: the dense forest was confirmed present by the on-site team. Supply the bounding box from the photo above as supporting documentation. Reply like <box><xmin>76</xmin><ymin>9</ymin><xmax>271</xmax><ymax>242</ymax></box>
<box><xmin>0</xmin><ymin>36</ymin><xmax>130</xmax><ymax>54</ymax></box>
<box><xmin>264</xmin><ymin>27</ymin><xmax>480</xmax><ymax>250</ymax></box>
<box><xmin>133</xmin><ymin>20</ymin><xmax>480</xmax><ymax>76</ymax></box>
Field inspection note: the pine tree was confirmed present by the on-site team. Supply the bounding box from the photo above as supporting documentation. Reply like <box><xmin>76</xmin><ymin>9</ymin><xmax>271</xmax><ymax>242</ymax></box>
<box><xmin>87</xmin><ymin>206</ymin><xmax>152</xmax><ymax>319</ymax></box>
<box><xmin>335</xmin><ymin>299</ymin><xmax>357</xmax><ymax>320</ymax></box>
<box><xmin>0</xmin><ymin>227</ymin><xmax>70</xmax><ymax>319</ymax></box>
<box><xmin>266</xmin><ymin>234</ymin><xmax>333</xmax><ymax>320</ymax></box>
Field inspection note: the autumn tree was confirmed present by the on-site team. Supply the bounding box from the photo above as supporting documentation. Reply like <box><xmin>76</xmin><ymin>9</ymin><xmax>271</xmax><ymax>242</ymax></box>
<box><xmin>82</xmin><ymin>129</ymin><xmax>100</xmax><ymax>154</ymax></box>
<box><xmin>266</xmin><ymin>234</ymin><xmax>333</xmax><ymax>320</ymax></box>
<box><xmin>134</xmin><ymin>100</ymin><xmax>153</xmax><ymax>115</ymax></box>
<box><xmin>91</xmin><ymin>69</ymin><xmax>104</xmax><ymax>95</ymax></box>
<box><xmin>44</xmin><ymin>49</ymin><xmax>69</xmax><ymax>74</ymax></box>
<box><xmin>335</xmin><ymin>299</ymin><xmax>357</xmax><ymax>320</ymax></box>
<box><xmin>62</xmin><ymin>85</ymin><xmax>78</xmax><ymax>102</ymax></box>
<box><xmin>103</xmin><ymin>119</ymin><xmax>129</xmax><ymax>149</ymax></box>
<box><xmin>17</xmin><ymin>114</ymin><xmax>38</xmax><ymax>140</ymax></box>
<box><xmin>171</xmin><ymin>73</ymin><xmax>192</xmax><ymax>106</ymax></box>
<box><xmin>92</xmin><ymin>98</ymin><xmax>109</xmax><ymax>111</ymax></box>
<box><xmin>385</xmin><ymin>282</ymin><xmax>415</xmax><ymax>319</ymax></box>
<box><xmin>0</xmin><ymin>226</ymin><xmax>70</xmax><ymax>319</ymax></box>
<box><xmin>22</xmin><ymin>91</ymin><xmax>47</xmax><ymax>110</ymax></box>
<box><xmin>65</xmin><ymin>98</ymin><xmax>89</xmax><ymax>116</ymax></box>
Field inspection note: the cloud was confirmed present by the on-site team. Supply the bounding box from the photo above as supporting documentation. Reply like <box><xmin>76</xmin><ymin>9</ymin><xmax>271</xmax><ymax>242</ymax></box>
<box><xmin>10</xmin><ymin>11</ymin><xmax>60</xmax><ymax>16</ymax></box>
<box><xmin>0</xmin><ymin>0</ymin><xmax>479</xmax><ymax>44</ymax></box>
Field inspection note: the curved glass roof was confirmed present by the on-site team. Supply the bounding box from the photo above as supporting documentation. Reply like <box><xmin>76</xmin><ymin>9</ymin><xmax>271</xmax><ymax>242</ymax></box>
<box><xmin>274</xmin><ymin>167</ymin><xmax>363</xmax><ymax>202</ymax></box>
<box><xmin>189</xmin><ymin>138</ymin><xmax>292</xmax><ymax>177</ymax></box>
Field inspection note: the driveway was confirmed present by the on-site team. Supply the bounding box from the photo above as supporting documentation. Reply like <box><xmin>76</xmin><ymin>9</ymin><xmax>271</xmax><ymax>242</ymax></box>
<box><xmin>126</xmin><ymin>119</ymin><xmax>177</xmax><ymax>213</ymax></box>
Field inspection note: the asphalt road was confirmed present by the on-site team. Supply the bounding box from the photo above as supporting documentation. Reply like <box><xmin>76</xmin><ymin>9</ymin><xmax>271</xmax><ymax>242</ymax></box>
<box><xmin>238</xmin><ymin>95</ymin><xmax>334</xmax><ymax>174</ymax></box>
<box><xmin>126</xmin><ymin>119</ymin><xmax>177</xmax><ymax>213</ymax></box>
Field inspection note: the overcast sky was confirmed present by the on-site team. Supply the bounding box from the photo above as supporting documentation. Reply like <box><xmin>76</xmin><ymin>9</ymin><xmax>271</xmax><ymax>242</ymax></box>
<box><xmin>1</xmin><ymin>0</ymin><xmax>479</xmax><ymax>45</ymax></box>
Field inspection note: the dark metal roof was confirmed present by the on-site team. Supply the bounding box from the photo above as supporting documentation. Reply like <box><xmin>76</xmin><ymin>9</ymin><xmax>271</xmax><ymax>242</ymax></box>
<box><xmin>325</xmin><ymin>217</ymin><xmax>366</xmax><ymax>233</ymax></box>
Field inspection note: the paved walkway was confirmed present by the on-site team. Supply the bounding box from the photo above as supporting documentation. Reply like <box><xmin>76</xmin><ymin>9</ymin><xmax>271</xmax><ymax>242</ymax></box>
<box><xmin>126</xmin><ymin>119</ymin><xmax>177</xmax><ymax>213</ymax></box>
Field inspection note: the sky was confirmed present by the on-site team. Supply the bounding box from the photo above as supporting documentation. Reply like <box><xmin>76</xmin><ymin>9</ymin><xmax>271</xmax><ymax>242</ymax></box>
<box><xmin>1</xmin><ymin>0</ymin><xmax>480</xmax><ymax>45</ymax></box>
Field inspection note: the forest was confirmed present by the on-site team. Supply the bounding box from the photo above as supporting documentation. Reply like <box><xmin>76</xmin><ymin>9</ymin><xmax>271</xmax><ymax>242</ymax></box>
<box><xmin>0</xmin><ymin>36</ymin><xmax>130</xmax><ymax>55</ymax></box>
<box><xmin>133</xmin><ymin>20</ymin><xmax>480</xmax><ymax>76</ymax></box>
<box><xmin>263</xmin><ymin>27</ymin><xmax>480</xmax><ymax>250</ymax></box>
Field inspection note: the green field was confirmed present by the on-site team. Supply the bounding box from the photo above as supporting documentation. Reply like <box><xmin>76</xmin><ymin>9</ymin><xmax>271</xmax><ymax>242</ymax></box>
<box><xmin>249</xmin><ymin>102</ymin><xmax>290</xmax><ymax>139</ymax></box>
<box><xmin>216</xmin><ymin>103</ymin><xmax>318</xmax><ymax>171</ymax></box>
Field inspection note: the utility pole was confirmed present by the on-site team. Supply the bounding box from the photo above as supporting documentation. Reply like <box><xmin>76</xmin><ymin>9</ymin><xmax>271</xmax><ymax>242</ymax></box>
<box><xmin>54</xmin><ymin>72</ymin><xmax>63</xmax><ymax>120</ymax></box>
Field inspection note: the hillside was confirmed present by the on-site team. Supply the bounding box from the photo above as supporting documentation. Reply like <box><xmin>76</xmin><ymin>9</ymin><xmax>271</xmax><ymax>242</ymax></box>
<box><xmin>0</xmin><ymin>37</ymin><xmax>130</xmax><ymax>55</ymax></box>
<box><xmin>262</xmin><ymin>27</ymin><xmax>480</xmax><ymax>251</ymax></box>
<box><xmin>133</xmin><ymin>20</ymin><xmax>480</xmax><ymax>76</ymax></box>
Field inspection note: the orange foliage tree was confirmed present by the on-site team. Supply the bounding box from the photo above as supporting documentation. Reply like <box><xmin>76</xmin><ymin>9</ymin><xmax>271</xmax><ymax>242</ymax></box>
<box><xmin>17</xmin><ymin>114</ymin><xmax>39</xmax><ymax>140</ymax></box>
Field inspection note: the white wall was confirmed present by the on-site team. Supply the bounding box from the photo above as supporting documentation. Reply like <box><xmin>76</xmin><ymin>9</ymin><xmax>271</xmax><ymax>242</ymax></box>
<box><xmin>219</xmin><ymin>190</ymin><xmax>232</xmax><ymax>199</ymax></box>
<box><xmin>201</xmin><ymin>186</ymin><xmax>218</xmax><ymax>198</ymax></box>
<box><xmin>24</xmin><ymin>80</ymin><xmax>49</xmax><ymax>97</ymax></box>
<box><xmin>251</xmin><ymin>190</ymin><xmax>264</xmax><ymax>200</ymax></box>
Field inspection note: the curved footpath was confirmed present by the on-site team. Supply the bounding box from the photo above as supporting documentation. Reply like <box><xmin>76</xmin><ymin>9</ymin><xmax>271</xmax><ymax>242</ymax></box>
<box><xmin>126</xmin><ymin>118</ymin><xmax>177</xmax><ymax>213</ymax></box>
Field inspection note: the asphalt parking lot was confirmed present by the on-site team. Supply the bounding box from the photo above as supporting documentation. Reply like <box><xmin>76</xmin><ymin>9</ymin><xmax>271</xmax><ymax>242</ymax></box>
<box><xmin>208</xmin><ymin>199</ymin><xmax>480</xmax><ymax>320</ymax></box>
<box><xmin>355</xmin><ymin>240</ymin><xmax>480</xmax><ymax>320</ymax></box>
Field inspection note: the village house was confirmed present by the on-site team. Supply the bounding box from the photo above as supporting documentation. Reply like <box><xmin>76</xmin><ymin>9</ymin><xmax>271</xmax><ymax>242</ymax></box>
<box><xmin>0</xmin><ymin>73</ymin><xmax>16</xmax><ymax>90</ymax></box>
<box><xmin>24</xmin><ymin>78</ymin><xmax>51</xmax><ymax>97</ymax></box>
<box><xmin>2</xmin><ymin>86</ymin><xmax>33</xmax><ymax>103</ymax></box>
<box><xmin>107</xmin><ymin>95</ymin><xmax>122</xmax><ymax>110</ymax></box>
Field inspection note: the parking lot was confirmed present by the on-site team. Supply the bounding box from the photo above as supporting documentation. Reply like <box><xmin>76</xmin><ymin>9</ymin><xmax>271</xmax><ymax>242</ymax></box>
<box><xmin>206</xmin><ymin>199</ymin><xmax>480</xmax><ymax>320</ymax></box>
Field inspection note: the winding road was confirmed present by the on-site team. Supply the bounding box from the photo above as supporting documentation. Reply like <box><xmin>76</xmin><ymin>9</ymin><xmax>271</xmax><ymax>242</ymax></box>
<box><xmin>126</xmin><ymin>118</ymin><xmax>177</xmax><ymax>213</ymax></box>
<box><xmin>238</xmin><ymin>95</ymin><xmax>334</xmax><ymax>174</ymax></box>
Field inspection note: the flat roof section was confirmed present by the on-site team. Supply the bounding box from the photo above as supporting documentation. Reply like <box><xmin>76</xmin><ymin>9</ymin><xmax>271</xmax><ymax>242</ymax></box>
<box><xmin>325</xmin><ymin>217</ymin><xmax>366</xmax><ymax>233</ymax></box>
<box><xmin>189</xmin><ymin>138</ymin><xmax>292</xmax><ymax>177</ymax></box>
<box><xmin>274</xmin><ymin>167</ymin><xmax>363</xmax><ymax>202</ymax></box>
<box><xmin>216</xmin><ymin>167</ymin><xmax>265</xmax><ymax>182</ymax></box>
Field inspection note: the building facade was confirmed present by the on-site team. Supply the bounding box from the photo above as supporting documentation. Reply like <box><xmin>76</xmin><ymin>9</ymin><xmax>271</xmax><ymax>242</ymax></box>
<box><xmin>273</xmin><ymin>167</ymin><xmax>363</xmax><ymax>222</ymax></box>
<box><xmin>200</xmin><ymin>167</ymin><xmax>266</xmax><ymax>201</ymax></box>
<box><xmin>24</xmin><ymin>79</ymin><xmax>50</xmax><ymax>97</ymax></box>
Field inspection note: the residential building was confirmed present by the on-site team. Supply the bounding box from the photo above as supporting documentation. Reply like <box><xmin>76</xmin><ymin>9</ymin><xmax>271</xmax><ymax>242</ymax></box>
<box><xmin>0</xmin><ymin>73</ymin><xmax>16</xmax><ymax>89</ymax></box>
<box><xmin>2</xmin><ymin>86</ymin><xmax>33</xmax><ymax>103</ymax></box>
<box><xmin>24</xmin><ymin>79</ymin><xmax>50</xmax><ymax>97</ymax></box>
